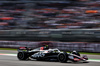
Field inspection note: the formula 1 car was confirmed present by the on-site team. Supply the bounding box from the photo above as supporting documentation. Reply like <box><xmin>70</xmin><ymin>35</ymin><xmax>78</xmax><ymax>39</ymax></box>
<box><xmin>17</xmin><ymin>47</ymin><xmax>88</xmax><ymax>63</ymax></box>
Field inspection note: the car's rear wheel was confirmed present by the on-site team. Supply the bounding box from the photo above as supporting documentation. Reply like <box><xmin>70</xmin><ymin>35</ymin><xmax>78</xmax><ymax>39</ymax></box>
<box><xmin>17</xmin><ymin>52</ymin><xmax>28</xmax><ymax>60</ymax></box>
<box><xmin>58</xmin><ymin>52</ymin><xmax>68</xmax><ymax>63</ymax></box>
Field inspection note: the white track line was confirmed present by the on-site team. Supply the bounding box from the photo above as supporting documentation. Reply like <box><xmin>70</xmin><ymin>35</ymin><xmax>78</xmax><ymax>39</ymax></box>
<box><xmin>88</xmin><ymin>60</ymin><xmax>100</xmax><ymax>62</ymax></box>
<box><xmin>0</xmin><ymin>53</ymin><xmax>17</xmax><ymax>56</ymax></box>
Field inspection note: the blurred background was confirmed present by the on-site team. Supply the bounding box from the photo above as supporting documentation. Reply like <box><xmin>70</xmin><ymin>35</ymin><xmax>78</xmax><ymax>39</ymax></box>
<box><xmin>0</xmin><ymin>0</ymin><xmax>100</xmax><ymax>29</ymax></box>
<box><xmin>0</xmin><ymin>0</ymin><xmax>100</xmax><ymax>52</ymax></box>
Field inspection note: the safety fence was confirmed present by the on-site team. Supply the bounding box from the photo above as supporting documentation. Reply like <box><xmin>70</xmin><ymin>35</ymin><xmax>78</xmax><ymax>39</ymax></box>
<box><xmin>0</xmin><ymin>41</ymin><xmax>100</xmax><ymax>52</ymax></box>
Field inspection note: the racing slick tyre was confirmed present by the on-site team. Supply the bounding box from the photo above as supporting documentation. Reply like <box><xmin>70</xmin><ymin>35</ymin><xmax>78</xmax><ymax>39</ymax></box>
<box><xmin>17</xmin><ymin>52</ymin><xmax>28</xmax><ymax>60</ymax></box>
<box><xmin>58</xmin><ymin>52</ymin><xmax>68</xmax><ymax>63</ymax></box>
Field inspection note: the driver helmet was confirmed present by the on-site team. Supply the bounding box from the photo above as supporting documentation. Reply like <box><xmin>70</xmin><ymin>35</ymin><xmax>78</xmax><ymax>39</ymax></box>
<box><xmin>45</xmin><ymin>45</ymin><xmax>49</xmax><ymax>49</ymax></box>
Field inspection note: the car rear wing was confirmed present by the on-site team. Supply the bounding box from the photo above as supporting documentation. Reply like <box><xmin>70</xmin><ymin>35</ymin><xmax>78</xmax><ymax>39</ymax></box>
<box><xmin>17</xmin><ymin>47</ymin><xmax>32</xmax><ymax>52</ymax></box>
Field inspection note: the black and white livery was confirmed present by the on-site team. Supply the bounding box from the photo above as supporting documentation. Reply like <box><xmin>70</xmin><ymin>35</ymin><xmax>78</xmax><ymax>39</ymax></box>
<box><xmin>17</xmin><ymin>47</ymin><xmax>88</xmax><ymax>63</ymax></box>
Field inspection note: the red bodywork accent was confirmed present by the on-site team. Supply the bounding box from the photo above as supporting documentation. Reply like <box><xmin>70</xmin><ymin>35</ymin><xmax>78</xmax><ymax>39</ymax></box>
<box><xmin>74</xmin><ymin>58</ymin><xmax>81</xmax><ymax>61</ymax></box>
<box><xmin>19</xmin><ymin>47</ymin><xmax>26</xmax><ymax>49</ymax></box>
<box><xmin>40</xmin><ymin>47</ymin><xmax>44</xmax><ymax>50</ymax></box>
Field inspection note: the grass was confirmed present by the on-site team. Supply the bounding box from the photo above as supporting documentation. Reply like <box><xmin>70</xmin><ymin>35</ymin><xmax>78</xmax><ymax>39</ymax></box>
<box><xmin>0</xmin><ymin>48</ymin><xmax>100</xmax><ymax>55</ymax></box>
<box><xmin>0</xmin><ymin>48</ymin><xmax>17</xmax><ymax>51</ymax></box>
<box><xmin>79</xmin><ymin>52</ymin><xmax>100</xmax><ymax>55</ymax></box>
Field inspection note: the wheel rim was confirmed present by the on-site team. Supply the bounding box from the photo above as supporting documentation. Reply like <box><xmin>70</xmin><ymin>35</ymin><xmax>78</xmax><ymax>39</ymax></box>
<box><xmin>59</xmin><ymin>54</ymin><xmax>65</xmax><ymax>61</ymax></box>
<box><xmin>18</xmin><ymin>52</ymin><xmax>24</xmax><ymax>60</ymax></box>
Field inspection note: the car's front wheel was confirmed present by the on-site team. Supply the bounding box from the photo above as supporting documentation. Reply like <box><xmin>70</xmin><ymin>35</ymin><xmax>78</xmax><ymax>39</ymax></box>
<box><xmin>58</xmin><ymin>52</ymin><xmax>68</xmax><ymax>63</ymax></box>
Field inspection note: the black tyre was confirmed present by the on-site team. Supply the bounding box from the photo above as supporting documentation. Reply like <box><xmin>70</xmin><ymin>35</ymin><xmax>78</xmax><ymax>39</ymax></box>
<box><xmin>58</xmin><ymin>52</ymin><xmax>68</xmax><ymax>63</ymax></box>
<box><xmin>17</xmin><ymin>52</ymin><xmax>28</xmax><ymax>60</ymax></box>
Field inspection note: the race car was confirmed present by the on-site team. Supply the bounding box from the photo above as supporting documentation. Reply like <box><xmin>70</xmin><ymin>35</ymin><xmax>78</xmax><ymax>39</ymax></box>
<box><xmin>17</xmin><ymin>46</ymin><xmax>88</xmax><ymax>63</ymax></box>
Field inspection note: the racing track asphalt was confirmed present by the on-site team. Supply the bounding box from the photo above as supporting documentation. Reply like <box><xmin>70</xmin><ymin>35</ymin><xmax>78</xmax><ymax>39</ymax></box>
<box><xmin>0</xmin><ymin>50</ymin><xmax>100</xmax><ymax>66</ymax></box>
